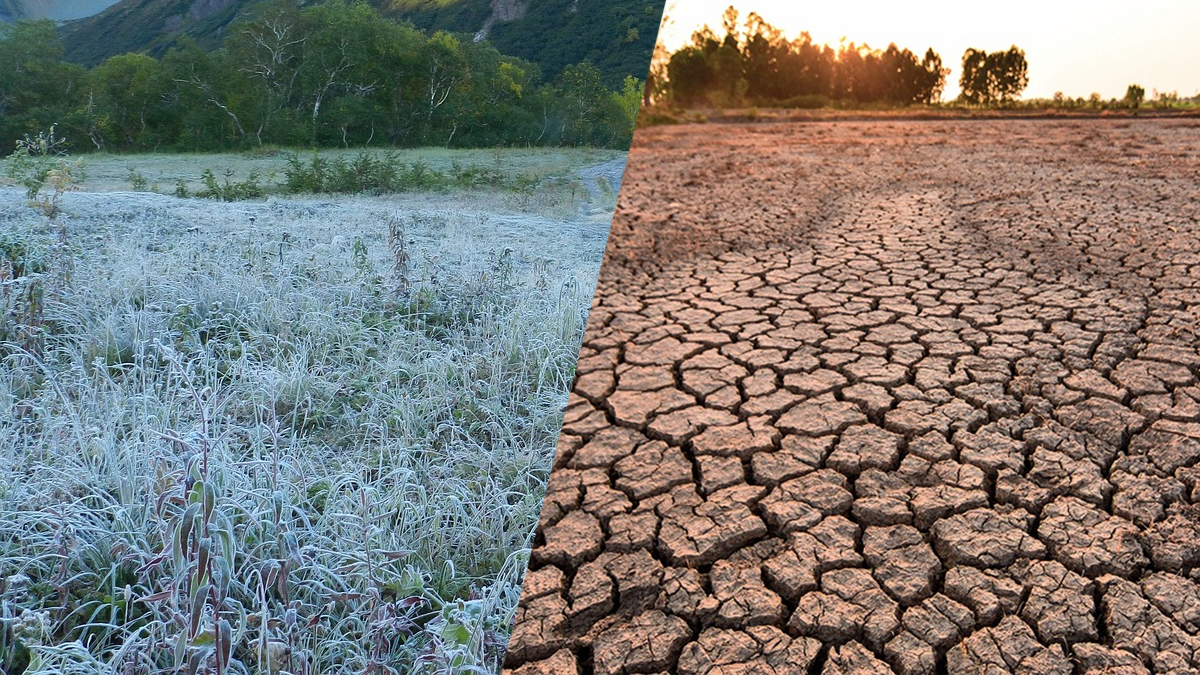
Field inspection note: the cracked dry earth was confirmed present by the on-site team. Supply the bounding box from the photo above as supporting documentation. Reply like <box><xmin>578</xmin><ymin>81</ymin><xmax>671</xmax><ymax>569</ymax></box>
<box><xmin>503</xmin><ymin>119</ymin><xmax>1200</xmax><ymax>675</ymax></box>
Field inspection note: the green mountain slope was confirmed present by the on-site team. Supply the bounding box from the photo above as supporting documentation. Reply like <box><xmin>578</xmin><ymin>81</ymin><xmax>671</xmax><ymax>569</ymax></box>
<box><xmin>60</xmin><ymin>0</ymin><xmax>661</xmax><ymax>85</ymax></box>
<box><xmin>61</xmin><ymin>0</ymin><xmax>256</xmax><ymax>65</ymax></box>
<box><xmin>488</xmin><ymin>0</ymin><xmax>657</xmax><ymax>87</ymax></box>
<box><xmin>0</xmin><ymin>0</ymin><xmax>121</xmax><ymax>20</ymax></box>
<box><xmin>377</xmin><ymin>0</ymin><xmax>492</xmax><ymax>33</ymax></box>
<box><xmin>0</xmin><ymin>0</ymin><xmax>24</xmax><ymax>21</ymax></box>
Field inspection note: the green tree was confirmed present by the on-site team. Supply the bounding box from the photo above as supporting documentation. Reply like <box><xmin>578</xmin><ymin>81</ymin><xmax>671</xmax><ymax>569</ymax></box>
<box><xmin>431</xmin><ymin>40</ymin><xmax>539</xmax><ymax>147</ymax></box>
<box><xmin>0</xmin><ymin>21</ymin><xmax>86</xmax><ymax>147</ymax></box>
<box><xmin>611</xmin><ymin>75</ymin><xmax>643</xmax><ymax>144</ymax></box>
<box><xmin>297</xmin><ymin>2</ymin><xmax>376</xmax><ymax>143</ymax></box>
<box><xmin>160</xmin><ymin>36</ymin><xmax>249</xmax><ymax>148</ymax></box>
<box><xmin>225</xmin><ymin>0</ymin><xmax>308</xmax><ymax>144</ymax></box>
<box><xmin>84</xmin><ymin>53</ymin><xmax>166</xmax><ymax>150</ymax></box>
<box><xmin>1</xmin><ymin>2</ymin><xmax>645</xmax><ymax>152</ymax></box>
<box><xmin>416</xmin><ymin>32</ymin><xmax>467</xmax><ymax>145</ymax></box>
<box><xmin>344</xmin><ymin>16</ymin><xmax>424</xmax><ymax>146</ymax></box>
<box><xmin>556</xmin><ymin>61</ymin><xmax>607</xmax><ymax>145</ymax></box>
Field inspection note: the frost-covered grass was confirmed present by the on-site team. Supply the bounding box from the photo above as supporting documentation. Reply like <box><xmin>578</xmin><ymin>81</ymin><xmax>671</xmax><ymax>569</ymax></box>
<box><xmin>0</xmin><ymin>173</ymin><xmax>611</xmax><ymax>674</ymax></box>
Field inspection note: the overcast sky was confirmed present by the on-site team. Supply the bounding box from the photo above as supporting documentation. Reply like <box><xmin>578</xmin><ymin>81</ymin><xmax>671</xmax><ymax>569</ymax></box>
<box><xmin>655</xmin><ymin>0</ymin><xmax>1200</xmax><ymax>101</ymax></box>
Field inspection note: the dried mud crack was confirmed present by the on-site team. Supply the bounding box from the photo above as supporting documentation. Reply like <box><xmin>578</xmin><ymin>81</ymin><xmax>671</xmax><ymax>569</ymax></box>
<box><xmin>504</xmin><ymin>119</ymin><xmax>1200</xmax><ymax>675</ymax></box>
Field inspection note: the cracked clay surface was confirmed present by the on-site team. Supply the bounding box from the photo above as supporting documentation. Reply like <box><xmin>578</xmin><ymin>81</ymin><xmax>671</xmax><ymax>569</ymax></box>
<box><xmin>504</xmin><ymin>119</ymin><xmax>1200</xmax><ymax>674</ymax></box>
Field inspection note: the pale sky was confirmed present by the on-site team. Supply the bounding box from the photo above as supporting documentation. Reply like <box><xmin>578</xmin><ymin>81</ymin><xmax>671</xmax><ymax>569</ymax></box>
<box><xmin>656</xmin><ymin>0</ymin><xmax>1200</xmax><ymax>101</ymax></box>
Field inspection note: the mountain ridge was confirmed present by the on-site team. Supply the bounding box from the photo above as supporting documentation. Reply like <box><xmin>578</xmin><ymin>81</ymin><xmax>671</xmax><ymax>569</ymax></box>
<box><xmin>0</xmin><ymin>0</ymin><xmax>120</xmax><ymax>21</ymax></box>
<box><xmin>56</xmin><ymin>0</ymin><xmax>661</xmax><ymax>85</ymax></box>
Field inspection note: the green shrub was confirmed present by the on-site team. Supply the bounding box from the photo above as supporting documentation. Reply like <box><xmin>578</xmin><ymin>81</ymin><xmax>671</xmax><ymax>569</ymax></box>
<box><xmin>195</xmin><ymin>168</ymin><xmax>264</xmax><ymax>201</ymax></box>
<box><xmin>400</xmin><ymin>160</ymin><xmax>441</xmax><ymax>191</ymax></box>
<box><xmin>125</xmin><ymin>167</ymin><xmax>148</xmax><ymax>191</ymax></box>
<box><xmin>284</xmin><ymin>151</ymin><xmax>404</xmax><ymax>193</ymax></box>
<box><xmin>283</xmin><ymin>152</ymin><xmax>326</xmax><ymax>193</ymax></box>
<box><xmin>281</xmin><ymin>152</ymin><xmax>470</xmax><ymax>195</ymax></box>
<box><xmin>4</xmin><ymin>126</ymin><xmax>85</xmax><ymax>218</ymax></box>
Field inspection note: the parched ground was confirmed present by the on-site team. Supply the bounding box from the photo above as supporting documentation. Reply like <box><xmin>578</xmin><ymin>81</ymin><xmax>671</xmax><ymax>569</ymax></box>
<box><xmin>503</xmin><ymin>118</ymin><xmax>1200</xmax><ymax>674</ymax></box>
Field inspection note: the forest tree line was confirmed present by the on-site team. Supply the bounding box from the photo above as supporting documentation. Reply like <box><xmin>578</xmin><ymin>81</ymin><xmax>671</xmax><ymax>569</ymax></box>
<box><xmin>0</xmin><ymin>1</ymin><xmax>644</xmax><ymax>153</ymax></box>
<box><xmin>653</xmin><ymin>7</ymin><xmax>949</xmax><ymax>109</ymax></box>
<box><xmin>651</xmin><ymin>7</ymin><xmax>1038</xmax><ymax>109</ymax></box>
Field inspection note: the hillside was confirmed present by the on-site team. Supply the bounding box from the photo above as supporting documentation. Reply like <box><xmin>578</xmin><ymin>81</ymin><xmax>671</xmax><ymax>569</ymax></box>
<box><xmin>60</xmin><ymin>0</ymin><xmax>255</xmax><ymax>65</ymax></box>
<box><xmin>0</xmin><ymin>0</ymin><xmax>118</xmax><ymax>21</ymax></box>
<box><xmin>488</xmin><ymin>0</ymin><xmax>657</xmax><ymax>87</ymax></box>
<box><xmin>60</xmin><ymin>0</ymin><xmax>661</xmax><ymax>85</ymax></box>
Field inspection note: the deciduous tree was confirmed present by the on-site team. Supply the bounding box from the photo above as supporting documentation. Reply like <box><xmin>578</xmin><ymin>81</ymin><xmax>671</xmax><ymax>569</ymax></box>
<box><xmin>85</xmin><ymin>53</ymin><xmax>165</xmax><ymax>150</ymax></box>
<box><xmin>0</xmin><ymin>21</ymin><xmax>84</xmax><ymax>145</ymax></box>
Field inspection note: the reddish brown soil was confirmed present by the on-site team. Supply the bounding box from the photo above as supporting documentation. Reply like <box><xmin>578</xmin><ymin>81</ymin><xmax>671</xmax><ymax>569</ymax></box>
<box><xmin>505</xmin><ymin>118</ymin><xmax>1200</xmax><ymax>674</ymax></box>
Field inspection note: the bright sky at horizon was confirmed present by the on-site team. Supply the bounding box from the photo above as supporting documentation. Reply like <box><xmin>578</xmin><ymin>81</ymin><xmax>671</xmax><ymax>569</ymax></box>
<box><xmin>655</xmin><ymin>0</ymin><xmax>1200</xmax><ymax>101</ymax></box>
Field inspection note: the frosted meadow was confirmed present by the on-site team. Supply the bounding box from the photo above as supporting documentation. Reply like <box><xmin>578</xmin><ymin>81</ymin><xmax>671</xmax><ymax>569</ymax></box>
<box><xmin>0</xmin><ymin>148</ymin><xmax>621</xmax><ymax>674</ymax></box>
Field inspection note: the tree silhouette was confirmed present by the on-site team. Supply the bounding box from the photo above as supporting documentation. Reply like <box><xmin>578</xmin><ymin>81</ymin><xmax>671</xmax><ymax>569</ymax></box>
<box><xmin>993</xmin><ymin>47</ymin><xmax>1029</xmax><ymax>102</ymax></box>
<box><xmin>920</xmin><ymin>49</ymin><xmax>949</xmax><ymax>103</ymax></box>
<box><xmin>959</xmin><ymin>49</ymin><xmax>988</xmax><ymax>104</ymax></box>
<box><xmin>1124</xmin><ymin>84</ymin><xmax>1145</xmax><ymax>108</ymax></box>
<box><xmin>720</xmin><ymin>5</ymin><xmax>740</xmax><ymax>49</ymax></box>
<box><xmin>653</xmin><ymin>11</ymin><xmax>946</xmax><ymax>109</ymax></box>
<box><xmin>959</xmin><ymin>46</ymin><xmax>1028</xmax><ymax>104</ymax></box>
<box><xmin>666</xmin><ymin>46</ymin><xmax>715</xmax><ymax>108</ymax></box>
<box><xmin>881</xmin><ymin>44</ymin><xmax>946</xmax><ymax>104</ymax></box>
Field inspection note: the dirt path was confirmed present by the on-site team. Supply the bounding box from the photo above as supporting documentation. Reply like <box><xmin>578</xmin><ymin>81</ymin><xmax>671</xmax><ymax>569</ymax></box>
<box><xmin>506</xmin><ymin>119</ymin><xmax>1200</xmax><ymax>674</ymax></box>
<box><xmin>576</xmin><ymin>156</ymin><xmax>628</xmax><ymax>200</ymax></box>
<box><xmin>571</xmin><ymin>156</ymin><xmax>629</xmax><ymax>219</ymax></box>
